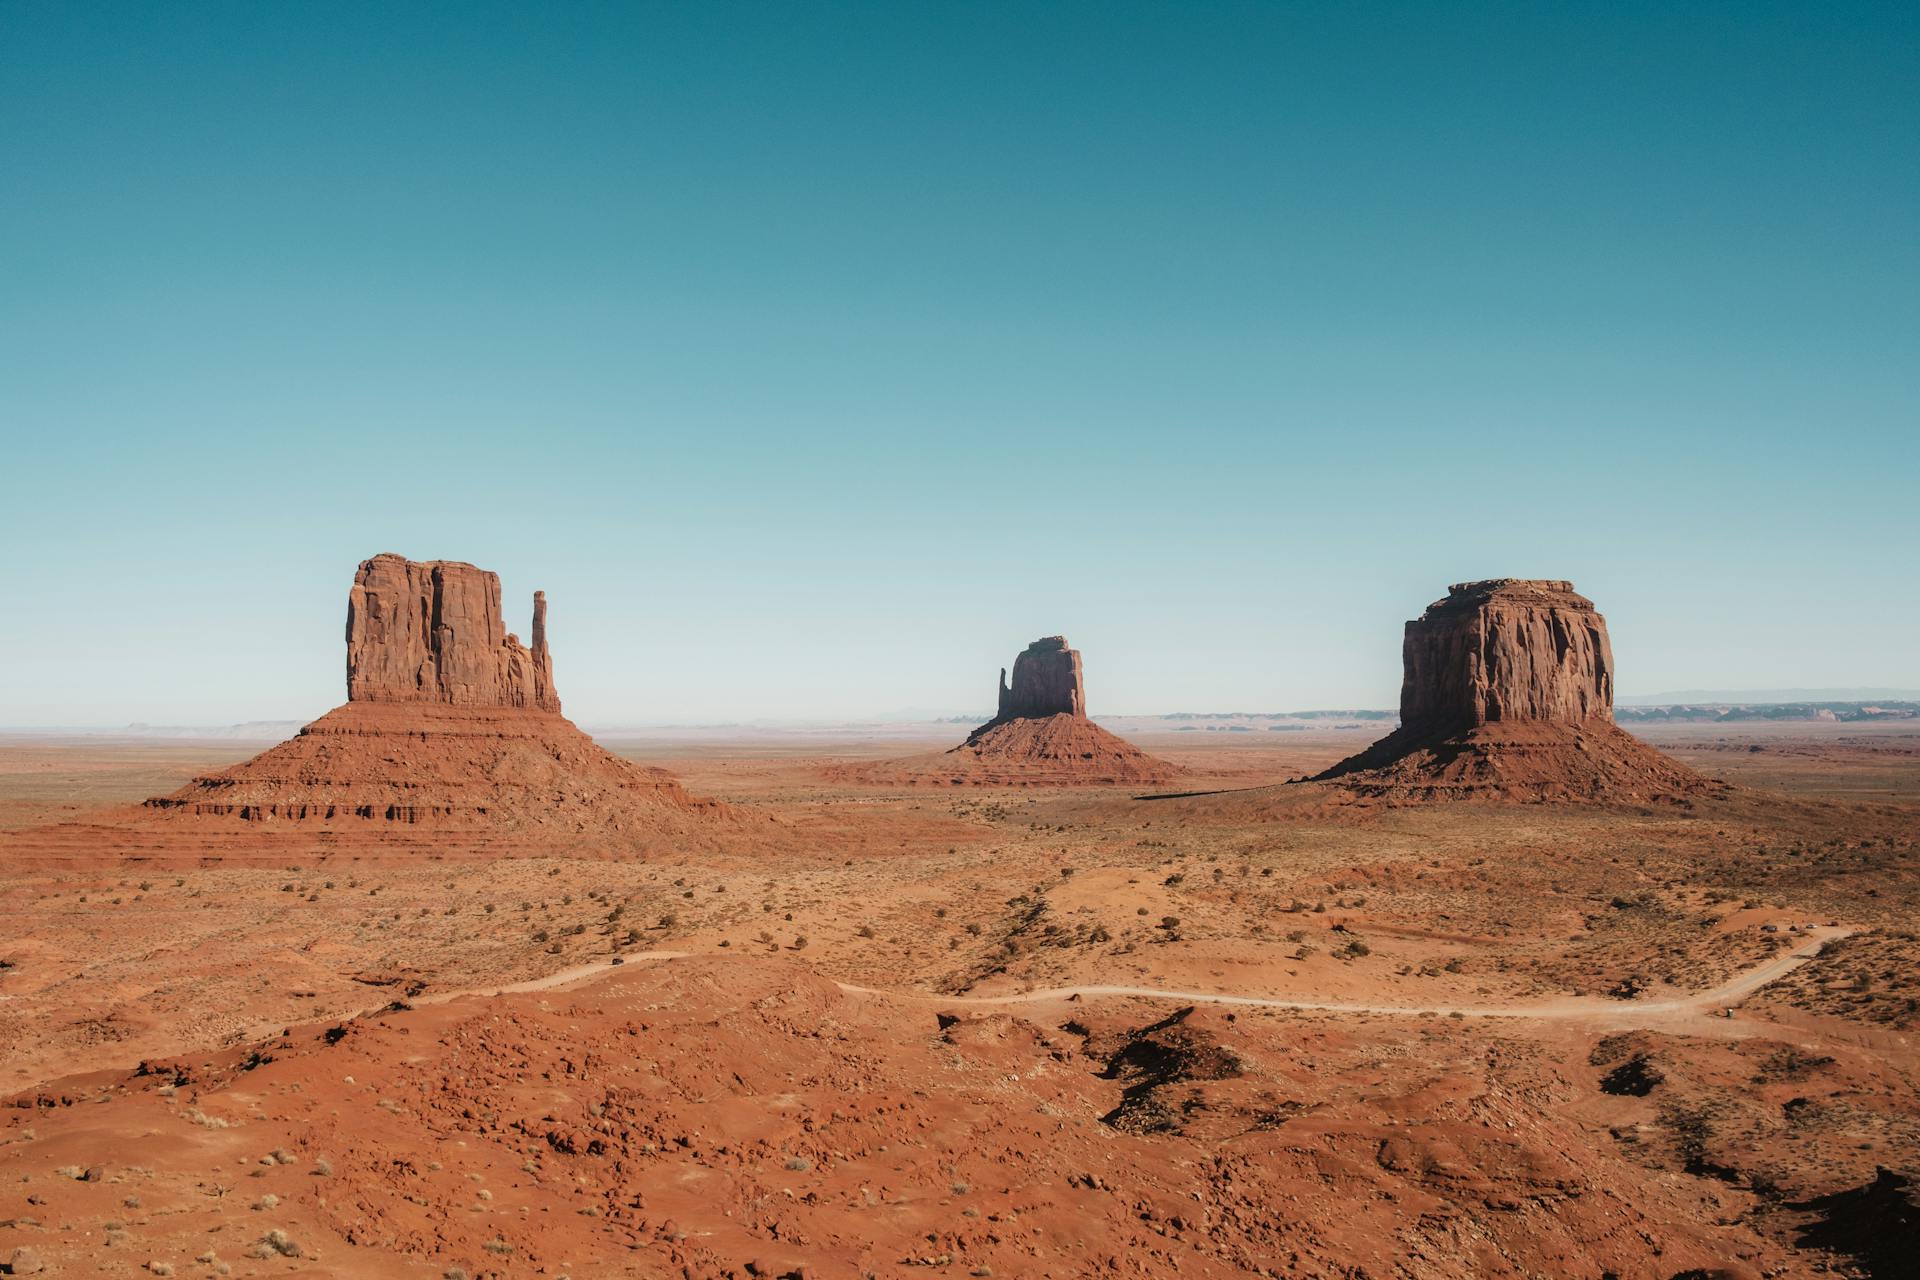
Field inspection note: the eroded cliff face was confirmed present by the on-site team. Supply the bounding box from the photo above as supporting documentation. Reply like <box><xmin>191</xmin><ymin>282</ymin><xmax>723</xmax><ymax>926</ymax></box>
<box><xmin>345</xmin><ymin>554</ymin><xmax>559</xmax><ymax>712</ymax></box>
<box><xmin>1400</xmin><ymin>580</ymin><xmax>1612</xmax><ymax>735</ymax></box>
<box><xmin>996</xmin><ymin>636</ymin><xmax>1086</xmax><ymax>721</ymax></box>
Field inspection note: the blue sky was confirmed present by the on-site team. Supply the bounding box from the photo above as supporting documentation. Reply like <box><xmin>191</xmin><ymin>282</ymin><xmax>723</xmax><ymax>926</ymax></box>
<box><xmin>2</xmin><ymin>1</ymin><xmax>1914</xmax><ymax>724</ymax></box>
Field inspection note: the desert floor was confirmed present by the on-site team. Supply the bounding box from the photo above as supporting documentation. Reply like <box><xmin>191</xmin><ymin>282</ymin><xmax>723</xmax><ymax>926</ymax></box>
<box><xmin>0</xmin><ymin>722</ymin><xmax>1914</xmax><ymax>1278</ymax></box>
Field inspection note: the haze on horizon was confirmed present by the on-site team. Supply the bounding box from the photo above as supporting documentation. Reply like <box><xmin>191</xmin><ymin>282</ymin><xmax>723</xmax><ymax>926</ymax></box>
<box><xmin>1</xmin><ymin>2</ymin><xmax>1914</xmax><ymax>726</ymax></box>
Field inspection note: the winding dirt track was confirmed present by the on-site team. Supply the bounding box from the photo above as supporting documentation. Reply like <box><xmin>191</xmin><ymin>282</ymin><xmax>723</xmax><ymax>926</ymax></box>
<box><xmin>452</xmin><ymin>926</ymin><xmax>1851</xmax><ymax>1029</ymax></box>
<box><xmin>7</xmin><ymin>928</ymin><xmax>1851</xmax><ymax>1098</ymax></box>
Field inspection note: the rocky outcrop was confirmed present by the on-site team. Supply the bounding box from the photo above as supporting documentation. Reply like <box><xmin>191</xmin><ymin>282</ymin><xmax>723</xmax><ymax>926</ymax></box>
<box><xmin>995</xmin><ymin>636</ymin><xmax>1085</xmax><ymax>722</ymax></box>
<box><xmin>1318</xmin><ymin>580</ymin><xmax>1712</xmax><ymax>802</ymax></box>
<box><xmin>846</xmin><ymin>636</ymin><xmax>1178</xmax><ymax>786</ymax></box>
<box><xmin>135</xmin><ymin>553</ymin><xmax>727</xmax><ymax>850</ymax></box>
<box><xmin>1397</xmin><ymin>580</ymin><xmax>1611</xmax><ymax>735</ymax></box>
<box><xmin>346</xmin><ymin>554</ymin><xmax>558</xmax><ymax>712</ymax></box>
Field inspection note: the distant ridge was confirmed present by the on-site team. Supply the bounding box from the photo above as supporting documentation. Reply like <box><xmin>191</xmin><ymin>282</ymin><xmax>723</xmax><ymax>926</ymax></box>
<box><xmin>1619</xmin><ymin>688</ymin><xmax>1920</xmax><ymax>706</ymax></box>
<box><xmin>0</xmin><ymin>722</ymin><xmax>305</xmax><ymax>742</ymax></box>
<box><xmin>1617</xmin><ymin>701</ymin><xmax>1918</xmax><ymax>724</ymax></box>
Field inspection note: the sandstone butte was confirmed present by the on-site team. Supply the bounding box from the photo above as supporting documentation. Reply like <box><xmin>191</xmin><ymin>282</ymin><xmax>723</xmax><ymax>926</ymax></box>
<box><xmin>123</xmin><ymin>554</ymin><xmax>726</xmax><ymax>852</ymax></box>
<box><xmin>345</xmin><ymin>552</ymin><xmax>560</xmax><ymax>712</ymax></box>
<box><xmin>852</xmin><ymin>637</ymin><xmax>1180</xmax><ymax>786</ymax></box>
<box><xmin>1316</xmin><ymin>579</ymin><xmax>1713</xmax><ymax>802</ymax></box>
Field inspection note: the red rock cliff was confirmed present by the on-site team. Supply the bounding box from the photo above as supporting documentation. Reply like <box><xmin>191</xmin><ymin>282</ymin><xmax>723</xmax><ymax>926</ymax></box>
<box><xmin>345</xmin><ymin>554</ymin><xmax>560</xmax><ymax>712</ymax></box>
<box><xmin>1399</xmin><ymin>579</ymin><xmax>1612</xmax><ymax>735</ymax></box>
<box><xmin>995</xmin><ymin>636</ymin><xmax>1086</xmax><ymax>721</ymax></box>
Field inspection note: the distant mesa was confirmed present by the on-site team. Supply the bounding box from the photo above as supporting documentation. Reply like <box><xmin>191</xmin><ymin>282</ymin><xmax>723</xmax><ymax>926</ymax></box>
<box><xmin>134</xmin><ymin>553</ymin><xmax>725</xmax><ymax>848</ymax></box>
<box><xmin>1315</xmin><ymin>579</ymin><xmax>1714</xmax><ymax>802</ymax></box>
<box><xmin>847</xmin><ymin>636</ymin><xmax>1179</xmax><ymax>786</ymax></box>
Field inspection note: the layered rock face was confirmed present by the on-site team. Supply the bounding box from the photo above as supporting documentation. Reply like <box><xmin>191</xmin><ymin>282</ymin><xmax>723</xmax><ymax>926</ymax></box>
<box><xmin>1397</xmin><ymin>580</ymin><xmax>1611</xmax><ymax>736</ymax></box>
<box><xmin>346</xmin><ymin>554</ymin><xmax>558</xmax><ymax>712</ymax></box>
<box><xmin>135</xmin><ymin>554</ymin><xmax>724</xmax><ymax>852</ymax></box>
<box><xmin>995</xmin><ymin>636</ymin><xmax>1086</xmax><ymax>721</ymax></box>
<box><xmin>1319</xmin><ymin>580</ymin><xmax>1709</xmax><ymax>802</ymax></box>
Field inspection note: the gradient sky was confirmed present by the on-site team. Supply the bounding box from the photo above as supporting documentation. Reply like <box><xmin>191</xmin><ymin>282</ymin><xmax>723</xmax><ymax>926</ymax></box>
<box><xmin>2</xmin><ymin>2</ymin><xmax>1915</xmax><ymax>725</ymax></box>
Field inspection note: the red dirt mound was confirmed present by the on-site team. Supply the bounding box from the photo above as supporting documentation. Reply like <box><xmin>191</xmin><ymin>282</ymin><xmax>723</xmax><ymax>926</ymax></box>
<box><xmin>852</xmin><ymin>712</ymin><xmax>1182</xmax><ymax>786</ymax></box>
<box><xmin>143</xmin><ymin>701</ymin><xmax>712</xmax><ymax>831</ymax></box>
<box><xmin>1317</xmin><ymin>580</ymin><xmax>1714</xmax><ymax>803</ymax></box>
<box><xmin>1319</xmin><ymin>718</ymin><xmax>1715</xmax><ymax>803</ymax></box>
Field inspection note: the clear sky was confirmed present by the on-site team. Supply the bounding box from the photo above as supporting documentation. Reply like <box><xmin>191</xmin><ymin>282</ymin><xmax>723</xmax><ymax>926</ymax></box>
<box><xmin>2</xmin><ymin>2</ymin><xmax>1914</xmax><ymax>725</ymax></box>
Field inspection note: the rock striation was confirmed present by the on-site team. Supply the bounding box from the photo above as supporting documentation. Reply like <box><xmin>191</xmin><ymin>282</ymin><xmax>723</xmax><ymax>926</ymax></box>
<box><xmin>849</xmin><ymin>636</ymin><xmax>1178</xmax><ymax>786</ymax></box>
<box><xmin>346</xmin><ymin>554</ymin><xmax>559</xmax><ymax>711</ymax></box>
<box><xmin>136</xmin><ymin>554</ymin><xmax>725</xmax><ymax>851</ymax></box>
<box><xmin>1317</xmin><ymin>580</ymin><xmax>1711</xmax><ymax>802</ymax></box>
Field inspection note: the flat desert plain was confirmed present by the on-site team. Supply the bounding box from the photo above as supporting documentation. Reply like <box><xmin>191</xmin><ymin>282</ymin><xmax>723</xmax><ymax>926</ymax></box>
<box><xmin>0</xmin><ymin>721</ymin><xmax>1915</xmax><ymax>1278</ymax></box>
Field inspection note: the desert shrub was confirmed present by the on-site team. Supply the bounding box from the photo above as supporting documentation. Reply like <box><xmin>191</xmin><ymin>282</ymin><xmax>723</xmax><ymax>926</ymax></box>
<box><xmin>252</xmin><ymin>1230</ymin><xmax>301</xmax><ymax>1259</ymax></box>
